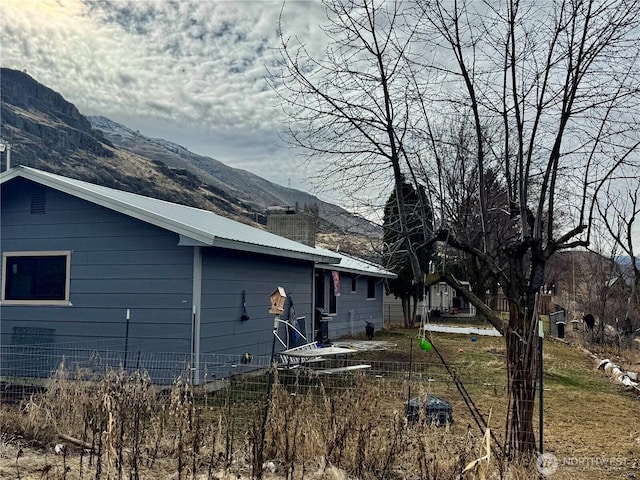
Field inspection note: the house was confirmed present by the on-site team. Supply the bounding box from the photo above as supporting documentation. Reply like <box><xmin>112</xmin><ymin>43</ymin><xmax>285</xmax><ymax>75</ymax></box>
<box><xmin>383</xmin><ymin>279</ymin><xmax>477</xmax><ymax>326</ymax></box>
<box><xmin>427</xmin><ymin>280</ymin><xmax>476</xmax><ymax>317</ymax></box>
<box><xmin>314</xmin><ymin>249</ymin><xmax>396</xmax><ymax>342</ymax></box>
<box><xmin>0</xmin><ymin>166</ymin><xmax>393</xmax><ymax>382</ymax></box>
<box><xmin>263</xmin><ymin>206</ymin><xmax>396</xmax><ymax>343</ymax></box>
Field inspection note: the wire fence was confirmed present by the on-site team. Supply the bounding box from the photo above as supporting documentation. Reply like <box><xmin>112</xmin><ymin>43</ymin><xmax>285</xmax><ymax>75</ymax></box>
<box><xmin>1</xmin><ymin>341</ymin><xmax>548</xmax><ymax>468</ymax></box>
<box><xmin>0</xmin><ymin>341</ymin><xmax>271</xmax><ymax>387</ymax></box>
<box><xmin>0</xmin><ymin>341</ymin><xmax>509</xmax><ymax>407</ymax></box>
<box><xmin>4</xmin><ymin>336</ymin><xmax>635</xmax><ymax>477</ymax></box>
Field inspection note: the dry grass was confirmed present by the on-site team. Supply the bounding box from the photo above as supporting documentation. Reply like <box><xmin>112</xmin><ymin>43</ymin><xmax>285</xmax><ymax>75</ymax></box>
<box><xmin>1</xmin><ymin>325</ymin><xmax>639</xmax><ymax>480</ymax></box>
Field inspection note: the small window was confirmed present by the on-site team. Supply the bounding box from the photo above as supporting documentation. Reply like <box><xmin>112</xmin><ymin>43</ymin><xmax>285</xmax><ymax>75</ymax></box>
<box><xmin>351</xmin><ymin>276</ymin><xmax>357</xmax><ymax>293</ymax></box>
<box><xmin>367</xmin><ymin>278</ymin><xmax>376</xmax><ymax>299</ymax></box>
<box><xmin>2</xmin><ymin>251</ymin><xmax>71</xmax><ymax>305</ymax></box>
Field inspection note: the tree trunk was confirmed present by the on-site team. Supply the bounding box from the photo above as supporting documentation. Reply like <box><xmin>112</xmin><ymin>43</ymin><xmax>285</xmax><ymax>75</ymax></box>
<box><xmin>403</xmin><ymin>296</ymin><xmax>417</xmax><ymax>329</ymax></box>
<box><xmin>505</xmin><ymin>330</ymin><xmax>537</xmax><ymax>456</ymax></box>
<box><xmin>401</xmin><ymin>297</ymin><xmax>409</xmax><ymax>328</ymax></box>
<box><xmin>505</xmin><ymin>297</ymin><xmax>539</xmax><ymax>458</ymax></box>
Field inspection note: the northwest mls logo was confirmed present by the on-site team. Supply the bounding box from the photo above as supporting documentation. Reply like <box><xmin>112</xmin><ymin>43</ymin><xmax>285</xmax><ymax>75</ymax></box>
<box><xmin>536</xmin><ymin>453</ymin><xmax>629</xmax><ymax>474</ymax></box>
<box><xmin>536</xmin><ymin>453</ymin><xmax>559</xmax><ymax>476</ymax></box>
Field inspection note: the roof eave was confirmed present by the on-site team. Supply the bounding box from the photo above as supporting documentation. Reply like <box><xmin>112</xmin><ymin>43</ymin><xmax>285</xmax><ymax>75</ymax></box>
<box><xmin>212</xmin><ymin>238</ymin><xmax>340</xmax><ymax>264</ymax></box>
<box><xmin>1</xmin><ymin>167</ymin><xmax>345</xmax><ymax>263</ymax></box>
<box><xmin>316</xmin><ymin>263</ymin><xmax>397</xmax><ymax>279</ymax></box>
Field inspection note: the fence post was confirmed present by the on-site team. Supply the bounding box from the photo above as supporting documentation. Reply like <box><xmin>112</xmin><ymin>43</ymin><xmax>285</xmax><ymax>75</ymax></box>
<box><xmin>538</xmin><ymin>312</ymin><xmax>544</xmax><ymax>455</ymax></box>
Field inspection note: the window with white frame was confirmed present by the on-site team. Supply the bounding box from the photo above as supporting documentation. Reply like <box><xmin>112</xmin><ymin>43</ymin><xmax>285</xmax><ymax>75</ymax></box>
<box><xmin>2</xmin><ymin>251</ymin><xmax>71</xmax><ymax>305</ymax></box>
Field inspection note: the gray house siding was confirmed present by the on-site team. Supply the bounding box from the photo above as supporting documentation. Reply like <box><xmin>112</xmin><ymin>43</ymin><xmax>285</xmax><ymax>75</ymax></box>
<box><xmin>333</xmin><ymin>275</ymin><xmax>385</xmax><ymax>338</ymax></box>
<box><xmin>199</xmin><ymin>248</ymin><xmax>313</xmax><ymax>357</ymax></box>
<box><xmin>1</xmin><ymin>178</ymin><xmax>194</xmax><ymax>357</ymax></box>
<box><xmin>1</xmin><ymin>170</ymin><xmax>393</xmax><ymax>383</ymax></box>
<box><xmin>315</xmin><ymin>270</ymin><xmax>385</xmax><ymax>340</ymax></box>
<box><xmin>1</xmin><ymin>177</ymin><xmax>319</xmax><ymax>382</ymax></box>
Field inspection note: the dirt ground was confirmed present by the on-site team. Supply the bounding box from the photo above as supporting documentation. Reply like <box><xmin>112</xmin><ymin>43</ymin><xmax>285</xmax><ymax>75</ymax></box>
<box><xmin>0</xmin><ymin>442</ymin><xmax>348</xmax><ymax>480</ymax></box>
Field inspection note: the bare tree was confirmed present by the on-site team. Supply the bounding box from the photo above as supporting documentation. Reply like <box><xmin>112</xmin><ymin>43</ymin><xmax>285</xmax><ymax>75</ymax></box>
<box><xmin>582</xmin><ymin>244</ymin><xmax>628</xmax><ymax>343</ymax></box>
<box><xmin>273</xmin><ymin>0</ymin><xmax>433</xmax><ymax>278</ymax></box>
<box><xmin>275</xmin><ymin>0</ymin><xmax>640</xmax><ymax>458</ymax></box>
<box><xmin>598</xmin><ymin>177</ymin><xmax>640</xmax><ymax>334</ymax></box>
<box><xmin>415</xmin><ymin>0</ymin><xmax>640</xmax><ymax>457</ymax></box>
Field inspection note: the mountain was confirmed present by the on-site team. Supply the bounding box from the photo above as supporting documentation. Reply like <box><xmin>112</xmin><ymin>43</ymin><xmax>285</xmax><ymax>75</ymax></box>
<box><xmin>0</xmin><ymin>68</ymin><xmax>380</xmax><ymax>255</ymax></box>
<box><xmin>86</xmin><ymin>115</ymin><xmax>379</xmax><ymax>237</ymax></box>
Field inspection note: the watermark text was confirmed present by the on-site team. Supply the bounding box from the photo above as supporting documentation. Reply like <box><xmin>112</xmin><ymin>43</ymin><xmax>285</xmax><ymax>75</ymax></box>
<box><xmin>536</xmin><ymin>453</ymin><xmax>630</xmax><ymax>476</ymax></box>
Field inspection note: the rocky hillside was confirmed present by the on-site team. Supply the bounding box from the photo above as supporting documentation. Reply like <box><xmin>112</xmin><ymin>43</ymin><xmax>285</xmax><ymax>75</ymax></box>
<box><xmin>0</xmin><ymin>68</ymin><xmax>380</xmax><ymax>254</ymax></box>
<box><xmin>87</xmin><ymin>115</ymin><xmax>379</xmax><ymax>238</ymax></box>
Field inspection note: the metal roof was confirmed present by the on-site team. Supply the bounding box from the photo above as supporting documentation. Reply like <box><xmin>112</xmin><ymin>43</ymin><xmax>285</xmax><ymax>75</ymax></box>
<box><xmin>0</xmin><ymin>166</ymin><xmax>340</xmax><ymax>264</ymax></box>
<box><xmin>316</xmin><ymin>248</ymin><xmax>397</xmax><ymax>279</ymax></box>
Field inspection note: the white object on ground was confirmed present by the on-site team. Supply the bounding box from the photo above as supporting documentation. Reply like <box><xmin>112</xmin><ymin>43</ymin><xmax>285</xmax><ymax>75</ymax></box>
<box><xmin>596</xmin><ymin>359</ymin><xmax>639</xmax><ymax>389</ymax></box>
<box><xmin>423</xmin><ymin>324</ymin><xmax>502</xmax><ymax>337</ymax></box>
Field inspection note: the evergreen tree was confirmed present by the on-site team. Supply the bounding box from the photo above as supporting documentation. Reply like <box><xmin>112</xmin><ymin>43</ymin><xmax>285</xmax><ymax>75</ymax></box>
<box><xmin>383</xmin><ymin>177</ymin><xmax>434</xmax><ymax>328</ymax></box>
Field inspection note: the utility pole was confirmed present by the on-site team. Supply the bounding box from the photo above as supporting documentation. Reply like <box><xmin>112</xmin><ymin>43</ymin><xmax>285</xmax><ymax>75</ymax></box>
<box><xmin>0</xmin><ymin>142</ymin><xmax>11</xmax><ymax>171</ymax></box>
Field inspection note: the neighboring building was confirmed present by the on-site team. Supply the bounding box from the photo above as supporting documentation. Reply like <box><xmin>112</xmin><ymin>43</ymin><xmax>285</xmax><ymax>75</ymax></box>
<box><xmin>0</xmin><ymin>167</ymin><xmax>393</xmax><ymax>382</ymax></box>
<box><xmin>428</xmin><ymin>280</ymin><xmax>476</xmax><ymax>317</ymax></box>
<box><xmin>384</xmin><ymin>277</ymin><xmax>479</xmax><ymax>326</ymax></box>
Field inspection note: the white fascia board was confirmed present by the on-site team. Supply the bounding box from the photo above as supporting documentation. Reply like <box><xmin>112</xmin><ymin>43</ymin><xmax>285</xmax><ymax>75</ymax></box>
<box><xmin>178</xmin><ymin>235</ymin><xmax>210</xmax><ymax>247</ymax></box>
<box><xmin>0</xmin><ymin>168</ymin><xmax>21</xmax><ymax>183</ymax></box>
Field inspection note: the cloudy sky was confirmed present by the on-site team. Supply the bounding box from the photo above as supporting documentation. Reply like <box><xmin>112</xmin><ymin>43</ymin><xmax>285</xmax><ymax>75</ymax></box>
<box><xmin>0</xmin><ymin>0</ymin><xmax>334</xmax><ymax>197</ymax></box>
<box><xmin>2</xmin><ymin>0</ymin><xmax>638</xmax><ymax>252</ymax></box>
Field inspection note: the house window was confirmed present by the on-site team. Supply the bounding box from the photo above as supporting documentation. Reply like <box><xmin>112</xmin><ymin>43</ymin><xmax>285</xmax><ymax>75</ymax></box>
<box><xmin>367</xmin><ymin>278</ymin><xmax>376</xmax><ymax>299</ymax></box>
<box><xmin>2</xmin><ymin>251</ymin><xmax>71</xmax><ymax>305</ymax></box>
<box><xmin>351</xmin><ymin>276</ymin><xmax>357</xmax><ymax>293</ymax></box>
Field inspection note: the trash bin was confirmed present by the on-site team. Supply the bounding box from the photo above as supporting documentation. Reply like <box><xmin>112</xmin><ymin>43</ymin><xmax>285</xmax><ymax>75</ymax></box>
<box><xmin>424</xmin><ymin>395</ymin><xmax>453</xmax><ymax>426</ymax></box>
<box><xmin>405</xmin><ymin>395</ymin><xmax>453</xmax><ymax>426</ymax></box>
<box><xmin>314</xmin><ymin>307</ymin><xmax>331</xmax><ymax>345</ymax></box>
<box><xmin>405</xmin><ymin>397</ymin><xmax>421</xmax><ymax>425</ymax></box>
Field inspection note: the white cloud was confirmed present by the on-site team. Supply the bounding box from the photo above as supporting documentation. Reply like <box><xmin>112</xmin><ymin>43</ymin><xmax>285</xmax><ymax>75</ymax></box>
<box><xmin>3</xmin><ymin>0</ymin><xmax>636</xmax><ymax>245</ymax></box>
<box><xmin>0</xmin><ymin>0</ymin><xmax>331</xmax><ymax>193</ymax></box>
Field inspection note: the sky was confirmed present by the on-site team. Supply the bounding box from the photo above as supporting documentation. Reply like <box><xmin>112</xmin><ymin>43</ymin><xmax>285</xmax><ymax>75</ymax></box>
<box><xmin>0</xmin><ymin>0</ymin><xmax>333</xmax><ymax>197</ymax></box>
<box><xmin>1</xmin><ymin>0</ymin><xmax>638</xmax><ymax>252</ymax></box>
